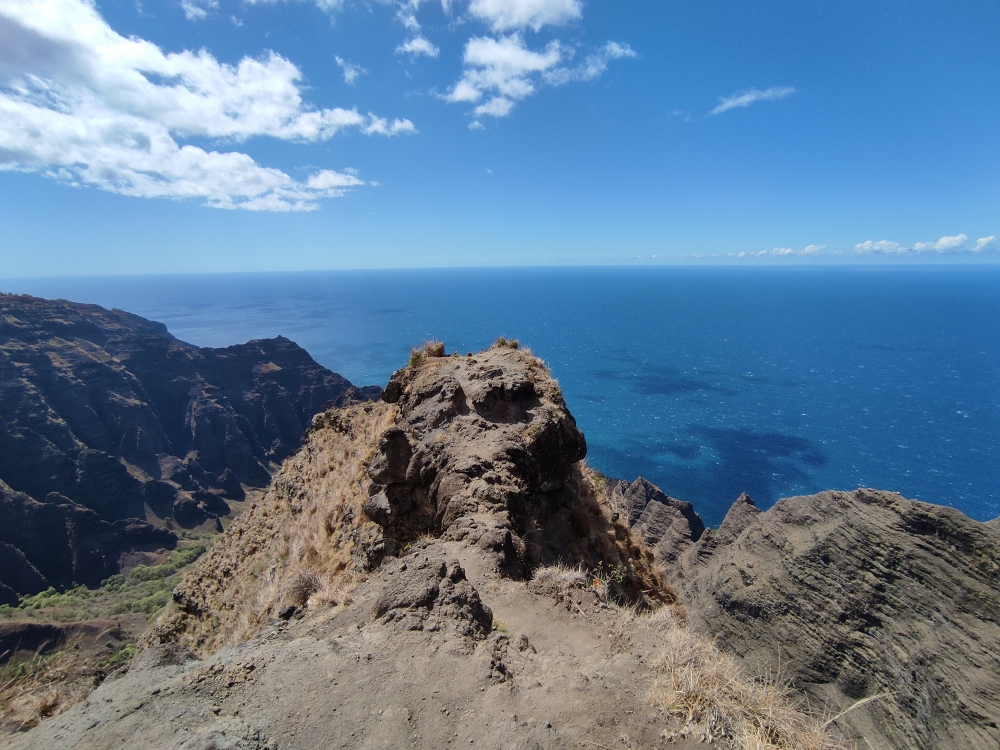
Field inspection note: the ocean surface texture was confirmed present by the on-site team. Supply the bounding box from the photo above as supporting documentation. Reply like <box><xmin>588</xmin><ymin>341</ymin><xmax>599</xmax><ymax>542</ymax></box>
<box><xmin>6</xmin><ymin>266</ymin><xmax>997</xmax><ymax>526</ymax></box>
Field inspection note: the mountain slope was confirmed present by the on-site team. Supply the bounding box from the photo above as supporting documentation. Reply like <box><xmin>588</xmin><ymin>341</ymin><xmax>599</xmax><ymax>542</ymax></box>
<box><xmin>0</xmin><ymin>293</ymin><xmax>377</xmax><ymax>600</ymax></box>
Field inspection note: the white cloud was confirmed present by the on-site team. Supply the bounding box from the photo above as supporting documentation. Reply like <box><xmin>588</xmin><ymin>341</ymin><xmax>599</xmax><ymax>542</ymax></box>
<box><xmin>469</xmin><ymin>120</ymin><xmax>485</xmax><ymax>129</ymax></box>
<box><xmin>446</xmin><ymin>35</ymin><xmax>633</xmax><ymax>118</ymax></box>
<box><xmin>912</xmin><ymin>233</ymin><xmax>967</xmax><ymax>252</ymax></box>
<box><xmin>974</xmin><ymin>236</ymin><xmax>997</xmax><ymax>252</ymax></box>
<box><xmin>710</xmin><ymin>86</ymin><xmax>797</xmax><ymax>115</ymax></box>
<box><xmin>181</xmin><ymin>0</ymin><xmax>217</xmax><ymax>21</ymax></box>
<box><xmin>395</xmin><ymin>36</ymin><xmax>440</xmax><ymax>58</ymax></box>
<box><xmin>468</xmin><ymin>0</ymin><xmax>581</xmax><ymax>32</ymax></box>
<box><xmin>728</xmin><ymin>244</ymin><xmax>828</xmax><ymax>259</ymax></box>
<box><xmin>445</xmin><ymin>35</ymin><xmax>562</xmax><ymax>114</ymax></box>
<box><xmin>335</xmin><ymin>56</ymin><xmax>367</xmax><ymax>85</ymax></box>
<box><xmin>363</xmin><ymin>114</ymin><xmax>417</xmax><ymax>135</ymax></box>
<box><xmin>855</xmin><ymin>234</ymin><xmax>992</xmax><ymax>255</ymax></box>
<box><xmin>474</xmin><ymin>96</ymin><xmax>515</xmax><ymax>116</ymax></box>
<box><xmin>855</xmin><ymin>240</ymin><xmax>907</xmax><ymax>254</ymax></box>
<box><xmin>543</xmin><ymin>41</ymin><xmax>636</xmax><ymax>85</ymax></box>
<box><xmin>306</xmin><ymin>169</ymin><xmax>365</xmax><ymax>190</ymax></box>
<box><xmin>0</xmin><ymin>0</ymin><xmax>412</xmax><ymax>211</ymax></box>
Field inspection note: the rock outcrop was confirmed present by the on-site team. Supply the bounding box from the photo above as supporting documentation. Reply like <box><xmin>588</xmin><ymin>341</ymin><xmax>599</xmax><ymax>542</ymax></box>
<box><xmin>0</xmin><ymin>293</ymin><xmax>377</xmax><ymax>600</ymax></box>
<box><xmin>147</xmin><ymin>343</ymin><xmax>668</xmax><ymax>656</ymax></box>
<box><xmin>614</xmin><ymin>478</ymin><xmax>1000</xmax><ymax>750</ymax></box>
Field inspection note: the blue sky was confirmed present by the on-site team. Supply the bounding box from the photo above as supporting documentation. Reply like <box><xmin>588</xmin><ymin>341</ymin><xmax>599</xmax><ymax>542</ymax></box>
<box><xmin>1</xmin><ymin>0</ymin><xmax>997</xmax><ymax>275</ymax></box>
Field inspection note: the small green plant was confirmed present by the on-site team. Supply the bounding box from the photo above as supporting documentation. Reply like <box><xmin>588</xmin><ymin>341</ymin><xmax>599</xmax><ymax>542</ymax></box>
<box><xmin>492</xmin><ymin>337</ymin><xmax>520</xmax><ymax>350</ymax></box>
<box><xmin>492</xmin><ymin>618</ymin><xmax>509</xmax><ymax>633</ymax></box>
<box><xmin>592</xmin><ymin>561</ymin><xmax>627</xmax><ymax>587</ymax></box>
<box><xmin>408</xmin><ymin>347</ymin><xmax>426</xmax><ymax>368</ymax></box>
<box><xmin>548</xmin><ymin>386</ymin><xmax>563</xmax><ymax>402</ymax></box>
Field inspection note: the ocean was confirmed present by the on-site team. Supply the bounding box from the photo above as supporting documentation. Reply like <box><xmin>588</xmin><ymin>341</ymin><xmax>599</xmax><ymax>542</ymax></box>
<box><xmin>4</xmin><ymin>265</ymin><xmax>998</xmax><ymax>526</ymax></box>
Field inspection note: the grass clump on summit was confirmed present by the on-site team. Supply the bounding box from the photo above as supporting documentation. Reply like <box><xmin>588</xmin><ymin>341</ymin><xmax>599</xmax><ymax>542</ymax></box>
<box><xmin>491</xmin><ymin>336</ymin><xmax>519</xmax><ymax>350</ymax></box>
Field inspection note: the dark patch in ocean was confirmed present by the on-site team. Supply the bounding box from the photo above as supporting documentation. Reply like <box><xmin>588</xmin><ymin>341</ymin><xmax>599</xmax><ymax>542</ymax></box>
<box><xmin>592</xmin><ymin>363</ymin><xmax>734</xmax><ymax>397</ymax></box>
<box><xmin>588</xmin><ymin>427</ymin><xmax>827</xmax><ymax>526</ymax></box>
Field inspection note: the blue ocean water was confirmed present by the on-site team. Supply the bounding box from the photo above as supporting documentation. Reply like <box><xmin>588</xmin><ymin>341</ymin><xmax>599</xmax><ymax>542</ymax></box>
<box><xmin>5</xmin><ymin>266</ymin><xmax>998</xmax><ymax>526</ymax></box>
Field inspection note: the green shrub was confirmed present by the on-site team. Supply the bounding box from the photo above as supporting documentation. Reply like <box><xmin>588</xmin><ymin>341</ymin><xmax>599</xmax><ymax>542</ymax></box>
<box><xmin>127</xmin><ymin>564</ymin><xmax>176</xmax><ymax>582</ymax></box>
<box><xmin>168</xmin><ymin>544</ymin><xmax>206</xmax><ymax>568</ymax></box>
<box><xmin>129</xmin><ymin>588</ymin><xmax>172</xmax><ymax>615</ymax></box>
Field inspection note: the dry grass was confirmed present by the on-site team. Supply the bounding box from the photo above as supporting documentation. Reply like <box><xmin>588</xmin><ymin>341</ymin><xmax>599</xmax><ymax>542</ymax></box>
<box><xmin>646</xmin><ymin>620</ymin><xmax>845</xmax><ymax>749</ymax></box>
<box><xmin>144</xmin><ymin>401</ymin><xmax>397</xmax><ymax>656</ymax></box>
<box><xmin>491</xmin><ymin>336</ymin><xmax>520</xmax><ymax>350</ymax></box>
<box><xmin>0</xmin><ymin>647</ymin><xmax>101</xmax><ymax>732</ymax></box>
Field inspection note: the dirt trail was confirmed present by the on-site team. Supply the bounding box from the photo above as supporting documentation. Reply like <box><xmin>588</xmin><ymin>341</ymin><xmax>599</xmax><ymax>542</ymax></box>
<box><xmin>5</xmin><ymin>539</ymin><xmax>703</xmax><ymax>750</ymax></box>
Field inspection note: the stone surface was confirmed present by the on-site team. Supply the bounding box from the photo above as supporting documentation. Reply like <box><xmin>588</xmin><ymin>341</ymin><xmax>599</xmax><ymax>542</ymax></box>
<box><xmin>0</xmin><ymin>293</ymin><xmax>377</xmax><ymax>599</ymax></box>
<box><xmin>611</xmin><ymin>476</ymin><xmax>1000</xmax><ymax>750</ymax></box>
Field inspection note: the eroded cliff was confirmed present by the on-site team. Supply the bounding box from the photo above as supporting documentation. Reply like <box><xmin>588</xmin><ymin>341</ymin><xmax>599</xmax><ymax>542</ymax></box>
<box><xmin>0</xmin><ymin>294</ymin><xmax>376</xmax><ymax>600</ymax></box>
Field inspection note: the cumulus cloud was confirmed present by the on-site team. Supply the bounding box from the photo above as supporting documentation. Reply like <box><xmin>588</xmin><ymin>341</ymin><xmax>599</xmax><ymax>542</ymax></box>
<box><xmin>445</xmin><ymin>35</ymin><xmax>562</xmax><ymax>116</ymax></box>
<box><xmin>854</xmin><ymin>234</ymin><xmax>996</xmax><ymax>255</ymax></box>
<box><xmin>855</xmin><ymin>239</ymin><xmax>907</xmax><ymax>254</ymax></box>
<box><xmin>468</xmin><ymin>0</ymin><xmax>582</xmax><ymax>32</ymax></box>
<box><xmin>912</xmin><ymin>233</ymin><xmax>967</xmax><ymax>252</ymax></box>
<box><xmin>0</xmin><ymin>0</ymin><xmax>412</xmax><ymax>211</ymax></box>
<box><xmin>335</xmin><ymin>56</ymin><xmax>367</xmax><ymax>84</ymax></box>
<box><xmin>446</xmin><ymin>35</ymin><xmax>633</xmax><ymax>118</ymax></box>
<box><xmin>710</xmin><ymin>86</ymin><xmax>796</xmax><ymax>115</ymax></box>
<box><xmin>974</xmin><ymin>236</ymin><xmax>997</xmax><ymax>252</ymax></box>
<box><xmin>801</xmin><ymin>244</ymin><xmax>826</xmax><ymax>255</ymax></box>
<box><xmin>363</xmin><ymin>114</ymin><xmax>417</xmax><ymax>135</ymax></box>
<box><xmin>395</xmin><ymin>36</ymin><xmax>440</xmax><ymax>57</ymax></box>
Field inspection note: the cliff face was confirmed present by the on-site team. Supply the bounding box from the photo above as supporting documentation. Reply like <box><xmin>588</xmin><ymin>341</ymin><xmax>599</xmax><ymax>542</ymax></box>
<box><xmin>147</xmin><ymin>343</ymin><xmax>667</xmax><ymax>656</ymax></box>
<box><xmin>615</xmin><ymin>479</ymin><xmax>1000</xmax><ymax>750</ymax></box>
<box><xmin>0</xmin><ymin>294</ymin><xmax>377</xmax><ymax>600</ymax></box>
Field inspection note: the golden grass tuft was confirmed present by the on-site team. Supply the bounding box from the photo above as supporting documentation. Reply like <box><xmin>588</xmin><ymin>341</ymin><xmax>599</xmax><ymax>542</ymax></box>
<box><xmin>491</xmin><ymin>336</ymin><xmax>520</xmax><ymax>350</ymax></box>
<box><xmin>144</xmin><ymin>400</ymin><xmax>397</xmax><ymax>656</ymax></box>
<box><xmin>0</xmin><ymin>647</ymin><xmax>98</xmax><ymax>732</ymax></box>
<box><xmin>647</xmin><ymin>622</ymin><xmax>845</xmax><ymax>749</ymax></box>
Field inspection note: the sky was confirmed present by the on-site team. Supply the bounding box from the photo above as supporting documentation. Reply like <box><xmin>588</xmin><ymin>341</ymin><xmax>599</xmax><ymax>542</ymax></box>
<box><xmin>0</xmin><ymin>0</ymin><xmax>998</xmax><ymax>275</ymax></box>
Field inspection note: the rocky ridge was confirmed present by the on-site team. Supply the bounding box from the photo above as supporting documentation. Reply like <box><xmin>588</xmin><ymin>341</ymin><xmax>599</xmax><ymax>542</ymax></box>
<box><xmin>0</xmin><ymin>294</ymin><xmax>377</xmax><ymax>602</ymax></box>
<box><xmin>146</xmin><ymin>342</ymin><xmax>668</xmax><ymax>656</ymax></box>
<box><xmin>9</xmin><ymin>342</ymin><xmax>837</xmax><ymax>750</ymax></box>
<box><xmin>611</xmin><ymin>478</ymin><xmax>1000</xmax><ymax>749</ymax></box>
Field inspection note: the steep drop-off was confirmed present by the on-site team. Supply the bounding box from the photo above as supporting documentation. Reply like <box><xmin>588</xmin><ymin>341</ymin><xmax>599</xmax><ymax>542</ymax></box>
<box><xmin>613</xmin><ymin>478</ymin><xmax>1000</xmax><ymax>749</ymax></box>
<box><xmin>0</xmin><ymin>293</ymin><xmax>377</xmax><ymax>600</ymax></box>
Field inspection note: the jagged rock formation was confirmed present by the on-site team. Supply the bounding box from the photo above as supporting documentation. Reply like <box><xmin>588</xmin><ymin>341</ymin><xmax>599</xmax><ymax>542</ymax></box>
<box><xmin>608</xmin><ymin>477</ymin><xmax>705</xmax><ymax>566</ymax></box>
<box><xmin>615</xmin><ymin>478</ymin><xmax>1000</xmax><ymax>750</ymax></box>
<box><xmin>147</xmin><ymin>343</ymin><xmax>667</xmax><ymax>657</ymax></box>
<box><xmin>0</xmin><ymin>294</ymin><xmax>377</xmax><ymax>601</ymax></box>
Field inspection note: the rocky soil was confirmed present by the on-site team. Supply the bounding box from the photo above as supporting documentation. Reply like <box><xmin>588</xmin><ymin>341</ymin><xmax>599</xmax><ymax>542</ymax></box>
<box><xmin>6</xmin><ymin>539</ymin><xmax>706</xmax><ymax>750</ymax></box>
<box><xmin>0</xmin><ymin>294</ymin><xmax>377</xmax><ymax>602</ymax></box>
<box><xmin>611</xmin><ymin>478</ymin><xmax>1000</xmax><ymax>749</ymax></box>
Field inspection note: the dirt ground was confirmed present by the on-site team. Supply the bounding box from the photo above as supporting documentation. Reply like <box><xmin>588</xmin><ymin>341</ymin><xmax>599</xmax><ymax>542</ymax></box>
<box><xmin>4</xmin><ymin>538</ymin><xmax>705</xmax><ymax>750</ymax></box>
